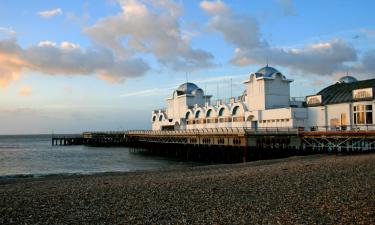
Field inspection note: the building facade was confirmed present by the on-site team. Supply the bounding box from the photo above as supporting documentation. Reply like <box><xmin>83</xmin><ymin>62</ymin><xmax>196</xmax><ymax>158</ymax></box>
<box><xmin>152</xmin><ymin>66</ymin><xmax>375</xmax><ymax>131</ymax></box>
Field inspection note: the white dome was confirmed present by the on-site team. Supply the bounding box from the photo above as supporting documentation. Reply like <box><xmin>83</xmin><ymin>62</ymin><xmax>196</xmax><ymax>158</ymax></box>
<box><xmin>176</xmin><ymin>82</ymin><xmax>199</xmax><ymax>95</ymax></box>
<box><xmin>338</xmin><ymin>76</ymin><xmax>357</xmax><ymax>84</ymax></box>
<box><xmin>255</xmin><ymin>65</ymin><xmax>280</xmax><ymax>77</ymax></box>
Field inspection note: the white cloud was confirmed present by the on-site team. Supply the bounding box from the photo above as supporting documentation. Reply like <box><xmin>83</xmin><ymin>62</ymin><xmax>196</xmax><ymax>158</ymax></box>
<box><xmin>0</xmin><ymin>27</ymin><xmax>16</xmax><ymax>37</ymax></box>
<box><xmin>200</xmin><ymin>0</ymin><xmax>229</xmax><ymax>15</ymax></box>
<box><xmin>85</xmin><ymin>0</ymin><xmax>214</xmax><ymax>71</ymax></box>
<box><xmin>60</xmin><ymin>41</ymin><xmax>80</xmax><ymax>49</ymax></box>
<box><xmin>38</xmin><ymin>8</ymin><xmax>63</xmax><ymax>18</ymax></box>
<box><xmin>38</xmin><ymin>40</ymin><xmax>57</xmax><ymax>47</ymax></box>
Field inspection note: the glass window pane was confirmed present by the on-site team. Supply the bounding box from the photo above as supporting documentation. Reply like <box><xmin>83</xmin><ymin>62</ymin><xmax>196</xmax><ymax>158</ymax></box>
<box><xmin>359</xmin><ymin>112</ymin><xmax>365</xmax><ymax>124</ymax></box>
<box><xmin>366</xmin><ymin>105</ymin><xmax>372</xmax><ymax>111</ymax></box>
<box><xmin>366</xmin><ymin>112</ymin><xmax>373</xmax><ymax>124</ymax></box>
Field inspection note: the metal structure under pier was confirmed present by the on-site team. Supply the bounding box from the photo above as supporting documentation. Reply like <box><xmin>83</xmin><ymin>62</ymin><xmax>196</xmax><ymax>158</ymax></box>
<box><xmin>51</xmin><ymin>127</ymin><xmax>375</xmax><ymax>163</ymax></box>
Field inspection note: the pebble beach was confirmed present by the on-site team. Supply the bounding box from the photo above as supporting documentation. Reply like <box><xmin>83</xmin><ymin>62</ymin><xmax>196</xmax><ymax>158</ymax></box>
<box><xmin>1</xmin><ymin>153</ymin><xmax>374</xmax><ymax>225</ymax></box>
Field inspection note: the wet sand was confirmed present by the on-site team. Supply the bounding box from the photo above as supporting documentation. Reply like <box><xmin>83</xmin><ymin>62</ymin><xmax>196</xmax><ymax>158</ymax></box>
<box><xmin>1</xmin><ymin>154</ymin><xmax>374</xmax><ymax>225</ymax></box>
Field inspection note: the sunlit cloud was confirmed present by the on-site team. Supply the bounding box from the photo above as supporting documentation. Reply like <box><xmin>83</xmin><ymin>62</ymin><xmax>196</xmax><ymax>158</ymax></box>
<box><xmin>38</xmin><ymin>8</ymin><xmax>63</xmax><ymax>18</ymax></box>
<box><xmin>0</xmin><ymin>38</ymin><xmax>149</xmax><ymax>87</ymax></box>
<box><xmin>85</xmin><ymin>0</ymin><xmax>214</xmax><ymax>71</ymax></box>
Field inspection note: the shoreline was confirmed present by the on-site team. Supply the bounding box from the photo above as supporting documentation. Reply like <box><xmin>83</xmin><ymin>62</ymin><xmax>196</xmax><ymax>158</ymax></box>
<box><xmin>1</xmin><ymin>153</ymin><xmax>374</xmax><ymax>224</ymax></box>
<box><xmin>0</xmin><ymin>154</ymin><xmax>332</xmax><ymax>183</ymax></box>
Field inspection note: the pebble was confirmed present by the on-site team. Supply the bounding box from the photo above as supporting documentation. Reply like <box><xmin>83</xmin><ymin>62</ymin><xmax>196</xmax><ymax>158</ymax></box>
<box><xmin>0</xmin><ymin>154</ymin><xmax>374</xmax><ymax>225</ymax></box>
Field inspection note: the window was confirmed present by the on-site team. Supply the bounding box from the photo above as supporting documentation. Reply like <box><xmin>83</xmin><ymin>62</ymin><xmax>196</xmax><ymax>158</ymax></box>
<box><xmin>159</xmin><ymin>115</ymin><xmax>163</xmax><ymax>121</ymax></box>
<box><xmin>185</xmin><ymin>112</ymin><xmax>190</xmax><ymax>120</ymax></box>
<box><xmin>232</xmin><ymin>106</ymin><xmax>239</xmax><ymax>115</ymax></box>
<box><xmin>354</xmin><ymin>104</ymin><xmax>373</xmax><ymax>124</ymax></box>
<box><xmin>218</xmin><ymin>108</ymin><xmax>225</xmax><ymax>117</ymax></box>
<box><xmin>152</xmin><ymin>116</ymin><xmax>156</xmax><ymax>122</ymax></box>
<box><xmin>206</xmin><ymin>109</ymin><xmax>212</xmax><ymax>117</ymax></box>
<box><xmin>195</xmin><ymin>111</ymin><xmax>200</xmax><ymax>119</ymax></box>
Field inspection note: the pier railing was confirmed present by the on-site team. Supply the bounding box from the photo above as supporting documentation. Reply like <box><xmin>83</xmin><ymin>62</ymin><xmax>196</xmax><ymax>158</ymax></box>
<box><xmin>126</xmin><ymin>127</ymin><xmax>299</xmax><ymax>136</ymax></box>
<box><xmin>82</xmin><ymin>125</ymin><xmax>375</xmax><ymax>138</ymax></box>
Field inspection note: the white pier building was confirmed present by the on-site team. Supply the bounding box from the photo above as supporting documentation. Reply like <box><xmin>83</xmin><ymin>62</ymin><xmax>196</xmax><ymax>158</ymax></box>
<box><xmin>152</xmin><ymin>66</ymin><xmax>374</xmax><ymax>131</ymax></box>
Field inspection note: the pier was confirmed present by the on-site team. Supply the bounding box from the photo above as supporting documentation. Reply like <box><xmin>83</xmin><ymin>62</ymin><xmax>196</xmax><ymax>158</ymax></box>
<box><xmin>52</xmin><ymin>127</ymin><xmax>375</xmax><ymax>163</ymax></box>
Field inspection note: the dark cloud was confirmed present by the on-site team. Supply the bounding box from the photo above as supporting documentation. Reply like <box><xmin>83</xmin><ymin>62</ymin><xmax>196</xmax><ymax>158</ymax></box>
<box><xmin>201</xmin><ymin>0</ymin><xmax>375</xmax><ymax>78</ymax></box>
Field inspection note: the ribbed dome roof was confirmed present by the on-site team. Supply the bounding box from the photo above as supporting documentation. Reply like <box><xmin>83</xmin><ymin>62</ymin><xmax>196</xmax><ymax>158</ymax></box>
<box><xmin>176</xmin><ymin>82</ymin><xmax>199</xmax><ymax>95</ymax></box>
<box><xmin>255</xmin><ymin>65</ymin><xmax>280</xmax><ymax>78</ymax></box>
<box><xmin>318</xmin><ymin>78</ymin><xmax>375</xmax><ymax>105</ymax></box>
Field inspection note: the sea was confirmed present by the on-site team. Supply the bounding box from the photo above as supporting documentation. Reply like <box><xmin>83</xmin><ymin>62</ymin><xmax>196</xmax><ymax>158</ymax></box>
<box><xmin>0</xmin><ymin>134</ymin><xmax>200</xmax><ymax>178</ymax></box>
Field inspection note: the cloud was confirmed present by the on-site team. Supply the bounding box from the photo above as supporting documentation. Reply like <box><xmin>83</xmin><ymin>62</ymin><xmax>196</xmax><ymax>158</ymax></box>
<box><xmin>231</xmin><ymin>39</ymin><xmax>357</xmax><ymax>75</ymax></box>
<box><xmin>360</xmin><ymin>28</ymin><xmax>375</xmax><ymax>37</ymax></box>
<box><xmin>200</xmin><ymin>1</ymin><xmax>375</xmax><ymax>77</ymax></box>
<box><xmin>85</xmin><ymin>0</ymin><xmax>214</xmax><ymax>71</ymax></box>
<box><xmin>38</xmin><ymin>8</ymin><xmax>63</xmax><ymax>18</ymax></box>
<box><xmin>350</xmin><ymin>50</ymin><xmax>375</xmax><ymax>79</ymax></box>
<box><xmin>200</xmin><ymin>0</ymin><xmax>229</xmax><ymax>15</ymax></box>
<box><xmin>18</xmin><ymin>85</ymin><xmax>32</xmax><ymax>96</ymax></box>
<box><xmin>0</xmin><ymin>38</ymin><xmax>149</xmax><ymax>87</ymax></box>
<box><xmin>0</xmin><ymin>27</ymin><xmax>16</xmax><ymax>37</ymax></box>
<box><xmin>201</xmin><ymin>0</ymin><xmax>267</xmax><ymax>51</ymax></box>
<box><xmin>276</xmin><ymin>0</ymin><xmax>295</xmax><ymax>16</ymax></box>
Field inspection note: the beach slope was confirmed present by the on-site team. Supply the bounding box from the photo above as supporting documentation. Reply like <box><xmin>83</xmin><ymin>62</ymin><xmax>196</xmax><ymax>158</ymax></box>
<box><xmin>1</xmin><ymin>154</ymin><xmax>374</xmax><ymax>224</ymax></box>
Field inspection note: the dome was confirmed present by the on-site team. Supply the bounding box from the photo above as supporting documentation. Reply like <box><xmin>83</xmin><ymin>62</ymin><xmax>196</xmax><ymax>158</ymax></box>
<box><xmin>338</xmin><ymin>76</ymin><xmax>357</xmax><ymax>84</ymax></box>
<box><xmin>255</xmin><ymin>65</ymin><xmax>280</xmax><ymax>78</ymax></box>
<box><xmin>176</xmin><ymin>82</ymin><xmax>199</xmax><ymax>95</ymax></box>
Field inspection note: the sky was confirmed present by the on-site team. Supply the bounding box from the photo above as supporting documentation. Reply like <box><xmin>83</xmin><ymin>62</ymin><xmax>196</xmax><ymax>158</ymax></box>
<box><xmin>0</xmin><ymin>0</ymin><xmax>374</xmax><ymax>134</ymax></box>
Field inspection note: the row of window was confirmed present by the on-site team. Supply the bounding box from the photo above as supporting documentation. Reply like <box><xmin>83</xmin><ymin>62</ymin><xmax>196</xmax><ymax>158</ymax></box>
<box><xmin>259</xmin><ymin>119</ymin><xmax>290</xmax><ymax>123</ymax></box>
<box><xmin>185</xmin><ymin>106</ymin><xmax>241</xmax><ymax>120</ymax></box>
<box><xmin>187</xmin><ymin>116</ymin><xmax>244</xmax><ymax>125</ymax></box>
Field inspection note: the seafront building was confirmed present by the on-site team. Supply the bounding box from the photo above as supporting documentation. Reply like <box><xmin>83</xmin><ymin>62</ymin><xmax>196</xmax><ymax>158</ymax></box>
<box><xmin>152</xmin><ymin>66</ymin><xmax>374</xmax><ymax>131</ymax></box>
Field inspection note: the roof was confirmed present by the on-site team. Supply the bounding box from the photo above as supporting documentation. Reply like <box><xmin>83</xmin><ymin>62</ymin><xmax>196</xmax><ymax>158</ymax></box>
<box><xmin>176</xmin><ymin>82</ymin><xmax>199</xmax><ymax>96</ymax></box>
<box><xmin>317</xmin><ymin>78</ymin><xmax>375</xmax><ymax>105</ymax></box>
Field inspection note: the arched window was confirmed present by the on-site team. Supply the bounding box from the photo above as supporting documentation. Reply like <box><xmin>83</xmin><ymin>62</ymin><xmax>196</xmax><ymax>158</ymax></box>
<box><xmin>206</xmin><ymin>109</ymin><xmax>212</xmax><ymax>117</ymax></box>
<box><xmin>195</xmin><ymin>111</ymin><xmax>200</xmax><ymax>119</ymax></box>
<box><xmin>185</xmin><ymin>112</ymin><xmax>190</xmax><ymax>120</ymax></box>
<box><xmin>232</xmin><ymin>106</ymin><xmax>239</xmax><ymax>116</ymax></box>
<box><xmin>218</xmin><ymin>108</ymin><xmax>225</xmax><ymax>117</ymax></box>
<box><xmin>152</xmin><ymin>116</ymin><xmax>156</xmax><ymax>122</ymax></box>
<box><xmin>159</xmin><ymin>115</ymin><xmax>163</xmax><ymax>121</ymax></box>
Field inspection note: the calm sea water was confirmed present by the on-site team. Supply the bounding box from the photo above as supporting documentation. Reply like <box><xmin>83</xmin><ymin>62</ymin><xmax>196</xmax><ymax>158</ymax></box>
<box><xmin>0</xmin><ymin>135</ymin><xmax>199</xmax><ymax>178</ymax></box>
